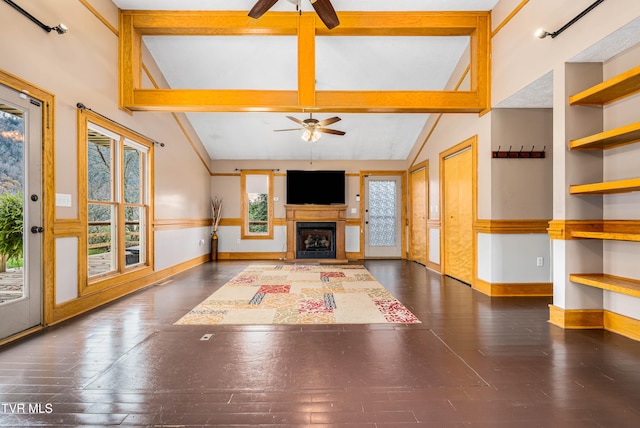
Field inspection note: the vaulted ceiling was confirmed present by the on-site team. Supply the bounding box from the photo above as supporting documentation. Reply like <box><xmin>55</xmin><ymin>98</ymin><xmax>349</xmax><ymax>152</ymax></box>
<box><xmin>112</xmin><ymin>0</ymin><xmax>499</xmax><ymax>161</ymax></box>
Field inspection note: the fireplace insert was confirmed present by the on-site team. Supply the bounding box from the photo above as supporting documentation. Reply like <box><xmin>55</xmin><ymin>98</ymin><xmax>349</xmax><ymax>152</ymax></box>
<box><xmin>296</xmin><ymin>222</ymin><xmax>336</xmax><ymax>259</ymax></box>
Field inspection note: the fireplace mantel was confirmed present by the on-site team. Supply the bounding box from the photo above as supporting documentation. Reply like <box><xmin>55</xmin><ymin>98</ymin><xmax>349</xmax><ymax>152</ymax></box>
<box><xmin>285</xmin><ymin>205</ymin><xmax>347</xmax><ymax>263</ymax></box>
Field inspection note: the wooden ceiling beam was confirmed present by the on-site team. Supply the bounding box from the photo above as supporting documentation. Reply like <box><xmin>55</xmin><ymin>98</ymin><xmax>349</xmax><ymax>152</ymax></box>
<box><xmin>129</xmin><ymin>89</ymin><xmax>482</xmax><ymax>113</ymax></box>
<box><xmin>119</xmin><ymin>10</ymin><xmax>491</xmax><ymax>113</ymax></box>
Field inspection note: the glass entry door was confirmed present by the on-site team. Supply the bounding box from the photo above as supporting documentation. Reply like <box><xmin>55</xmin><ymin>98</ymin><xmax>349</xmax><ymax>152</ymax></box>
<box><xmin>364</xmin><ymin>175</ymin><xmax>403</xmax><ymax>258</ymax></box>
<box><xmin>0</xmin><ymin>84</ymin><xmax>43</xmax><ymax>339</ymax></box>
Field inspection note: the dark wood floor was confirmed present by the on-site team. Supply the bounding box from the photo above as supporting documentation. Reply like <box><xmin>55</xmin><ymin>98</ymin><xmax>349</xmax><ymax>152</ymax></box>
<box><xmin>2</xmin><ymin>260</ymin><xmax>640</xmax><ymax>427</ymax></box>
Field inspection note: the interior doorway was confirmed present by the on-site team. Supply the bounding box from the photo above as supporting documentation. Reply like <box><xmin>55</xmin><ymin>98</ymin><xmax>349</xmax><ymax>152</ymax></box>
<box><xmin>0</xmin><ymin>83</ymin><xmax>43</xmax><ymax>339</ymax></box>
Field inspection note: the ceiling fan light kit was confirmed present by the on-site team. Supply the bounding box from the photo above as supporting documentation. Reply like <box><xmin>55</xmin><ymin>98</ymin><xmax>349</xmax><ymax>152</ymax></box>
<box><xmin>275</xmin><ymin>114</ymin><xmax>345</xmax><ymax>142</ymax></box>
<box><xmin>248</xmin><ymin>0</ymin><xmax>340</xmax><ymax>30</ymax></box>
<box><xmin>302</xmin><ymin>129</ymin><xmax>321</xmax><ymax>142</ymax></box>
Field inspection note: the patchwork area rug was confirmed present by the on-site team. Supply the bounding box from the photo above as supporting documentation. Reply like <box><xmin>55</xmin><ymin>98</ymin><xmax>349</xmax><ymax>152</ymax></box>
<box><xmin>175</xmin><ymin>264</ymin><xmax>421</xmax><ymax>325</ymax></box>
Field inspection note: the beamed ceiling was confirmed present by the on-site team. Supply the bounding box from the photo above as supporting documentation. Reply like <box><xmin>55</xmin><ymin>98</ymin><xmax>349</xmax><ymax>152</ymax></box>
<box><xmin>113</xmin><ymin>0</ymin><xmax>497</xmax><ymax>161</ymax></box>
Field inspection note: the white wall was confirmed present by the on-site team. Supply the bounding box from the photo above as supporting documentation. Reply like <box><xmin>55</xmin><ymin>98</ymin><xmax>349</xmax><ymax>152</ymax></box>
<box><xmin>155</xmin><ymin>227</ymin><xmax>212</xmax><ymax>271</ymax></box>
<box><xmin>477</xmin><ymin>233</ymin><xmax>551</xmax><ymax>283</ymax></box>
<box><xmin>54</xmin><ymin>237</ymin><xmax>78</xmax><ymax>304</ymax></box>
<box><xmin>553</xmin><ymin>240</ymin><xmax>603</xmax><ymax>310</ymax></box>
<box><xmin>429</xmin><ymin>229</ymin><xmax>440</xmax><ymax>265</ymax></box>
<box><xmin>345</xmin><ymin>226</ymin><xmax>360</xmax><ymax>253</ymax></box>
<box><xmin>217</xmin><ymin>226</ymin><xmax>287</xmax><ymax>254</ymax></box>
<box><xmin>490</xmin><ymin>109</ymin><xmax>553</xmax><ymax>219</ymax></box>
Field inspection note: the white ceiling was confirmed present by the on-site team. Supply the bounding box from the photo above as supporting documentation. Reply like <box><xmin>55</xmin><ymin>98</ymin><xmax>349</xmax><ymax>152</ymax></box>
<box><xmin>112</xmin><ymin>0</ymin><xmax>500</xmax><ymax>161</ymax></box>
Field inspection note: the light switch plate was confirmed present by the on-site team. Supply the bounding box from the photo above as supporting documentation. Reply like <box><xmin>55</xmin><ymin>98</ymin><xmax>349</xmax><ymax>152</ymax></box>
<box><xmin>56</xmin><ymin>193</ymin><xmax>72</xmax><ymax>207</ymax></box>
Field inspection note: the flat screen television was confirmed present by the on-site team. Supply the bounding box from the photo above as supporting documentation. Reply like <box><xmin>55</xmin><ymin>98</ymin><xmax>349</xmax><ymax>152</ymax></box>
<box><xmin>286</xmin><ymin>170</ymin><xmax>345</xmax><ymax>205</ymax></box>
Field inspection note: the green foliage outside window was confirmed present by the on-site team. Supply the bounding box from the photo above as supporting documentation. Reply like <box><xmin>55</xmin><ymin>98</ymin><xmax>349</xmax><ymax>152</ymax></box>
<box><xmin>0</xmin><ymin>111</ymin><xmax>24</xmax><ymax>195</ymax></box>
<box><xmin>248</xmin><ymin>193</ymin><xmax>268</xmax><ymax>233</ymax></box>
<box><xmin>0</xmin><ymin>192</ymin><xmax>23</xmax><ymax>272</ymax></box>
<box><xmin>86</xmin><ymin>140</ymin><xmax>143</xmax><ymax>255</ymax></box>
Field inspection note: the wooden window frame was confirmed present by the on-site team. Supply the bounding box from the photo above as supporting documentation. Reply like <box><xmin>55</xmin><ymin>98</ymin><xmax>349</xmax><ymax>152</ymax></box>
<box><xmin>240</xmin><ymin>170</ymin><xmax>274</xmax><ymax>240</ymax></box>
<box><xmin>78</xmin><ymin>109</ymin><xmax>154</xmax><ymax>295</ymax></box>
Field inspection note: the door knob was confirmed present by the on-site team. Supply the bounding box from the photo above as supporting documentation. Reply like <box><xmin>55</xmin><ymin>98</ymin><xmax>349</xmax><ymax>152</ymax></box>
<box><xmin>31</xmin><ymin>226</ymin><xmax>44</xmax><ymax>233</ymax></box>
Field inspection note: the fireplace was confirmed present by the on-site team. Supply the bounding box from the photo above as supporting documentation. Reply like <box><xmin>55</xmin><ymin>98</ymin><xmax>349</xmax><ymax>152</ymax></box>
<box><xmin>296</xmin><ymin>222</ymin><xmax>336</xmax><ymax>259</ymax></box>
<box><xmin>285</xmin><ymin>205</ymin><xmax>347</xmax><ymax>262</ymax></box>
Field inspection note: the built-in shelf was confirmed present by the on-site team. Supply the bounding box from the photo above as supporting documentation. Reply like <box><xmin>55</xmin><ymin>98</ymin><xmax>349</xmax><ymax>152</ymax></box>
<box><xmin>569</xmin><ymin>178</ymin><xmax>640</xmax><ymax>195</ymax></box>
<box><xmin>570</xmin><ymin>121</ymin><xmax>640</xmax><ymax>150</ymax></box>
<box><xmin>561</xmin><ymin>63</ymin><xmax>640</xmax><ymax>335</ymax></box>
<box><xmin>569</xmin><ymin>65</ymin><xmax>640</xmax><ymax>106</ymax></box>
<box><xmin>570</xmin><ymin>273</ymin><xmax>640</xmax><ymax>298</ymax></box>
<box><xmin>571</xmin><ymin>231</ymin><xmax>640</xmax><ymax>242</ymax></box>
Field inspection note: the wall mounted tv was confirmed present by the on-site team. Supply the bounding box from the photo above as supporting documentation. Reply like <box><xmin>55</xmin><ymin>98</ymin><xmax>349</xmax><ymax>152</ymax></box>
<box><xmin>286</xmin><ymin>170</ymin><xmax>346</xmax><ymax>205</ymax></box>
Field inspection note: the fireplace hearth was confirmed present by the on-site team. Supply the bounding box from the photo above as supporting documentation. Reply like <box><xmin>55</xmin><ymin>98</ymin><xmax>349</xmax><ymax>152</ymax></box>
<box><xmin>296</xmin><ymin>222</ymin><xmax>336</xmax><ymax>259</ymax></box>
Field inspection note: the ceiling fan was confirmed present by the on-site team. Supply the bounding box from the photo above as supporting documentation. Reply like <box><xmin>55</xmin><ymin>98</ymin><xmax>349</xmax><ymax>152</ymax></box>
<box><xmin>275</xmin><ymin>114</ymin><xmax>346</xmax><ymax>142</ymax></box>
<box><xmin>248</xmin><ymin>0</ymin><xmax>340</xmax><ymax>30</ymax></box>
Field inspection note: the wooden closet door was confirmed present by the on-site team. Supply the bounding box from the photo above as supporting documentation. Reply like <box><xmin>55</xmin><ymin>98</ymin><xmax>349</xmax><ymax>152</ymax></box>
<box><xmin>443</xmin><ymin>148</ymin><xmax>473</xmax><ymax>284</ymax></box>
<box><xmin>409</xmin><ymin>166</ymin><xmax>428</xmax><ymax>265</ymax></box>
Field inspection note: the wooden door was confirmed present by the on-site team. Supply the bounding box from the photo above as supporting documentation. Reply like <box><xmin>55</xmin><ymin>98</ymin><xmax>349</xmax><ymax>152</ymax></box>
<box><xmin>409</xmin><ymin>165</ymin><xmax>428</xmax><ymax>265</ymax></box>
<box><xmin>443</xmin><ymin>147</ymin><xmax>473</xmax><ymax>284</ymax></box>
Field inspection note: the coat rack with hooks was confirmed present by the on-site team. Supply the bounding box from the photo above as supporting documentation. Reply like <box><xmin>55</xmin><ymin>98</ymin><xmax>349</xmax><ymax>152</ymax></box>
<box><xmin>492</xmin><ymin>145</ymin><xmax>546</xmax><ymax>159</ymax></box>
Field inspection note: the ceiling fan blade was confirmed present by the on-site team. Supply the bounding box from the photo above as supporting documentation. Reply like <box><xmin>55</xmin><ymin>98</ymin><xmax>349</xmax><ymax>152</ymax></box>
<box><xmin>274</xmin><ymin>128</ymin><xmax>304</xmax><ymax>132</ymax></box>
<box><xmin>248</xmin><ymin>0</ymin><xmax>279</xmax><ymax>19</ymax></box>
<box><xmin>317</xmin><ymin>128</ymin><xmax>345</xmax><ymax>136</ymax></box>
<box><xmin>310</xmin><ymin>0</ymin><xmax>340</xmax><ymax>30</ymax></box>
<box><xmin>317</xmin><ymin>116</ymin><xmax>341</xmax><ymax>127</ymax></box>
<box><xmin>286</xmin><ymin>115</ymin><xmax>307</xmax><ymax>126</ymax></box>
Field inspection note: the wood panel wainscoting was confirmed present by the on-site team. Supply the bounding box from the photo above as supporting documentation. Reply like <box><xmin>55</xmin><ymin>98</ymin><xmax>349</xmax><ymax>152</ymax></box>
<box><xmin>473</xmin><ymin>219</ymin><xmax>552</xmax><ymax>297</ymax></box>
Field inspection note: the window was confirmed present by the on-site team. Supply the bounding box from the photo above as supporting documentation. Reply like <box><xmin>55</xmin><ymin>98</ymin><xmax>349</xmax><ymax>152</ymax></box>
<box><xmin>241</xmin><ymin>170</ymin><xmax>273</xmax><ymax>239</ymax></box>
<box><xmin>79</xmin><ymin>109</ymin><xmax>153</xmax><ymax>287</ymax></box>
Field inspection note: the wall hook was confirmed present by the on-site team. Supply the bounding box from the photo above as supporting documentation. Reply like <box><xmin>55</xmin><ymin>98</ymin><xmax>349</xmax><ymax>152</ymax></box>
<box><xmin>492</xmin><ymin>144</ymin><xmax>546</xmax><ymax>159</ymax></box>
